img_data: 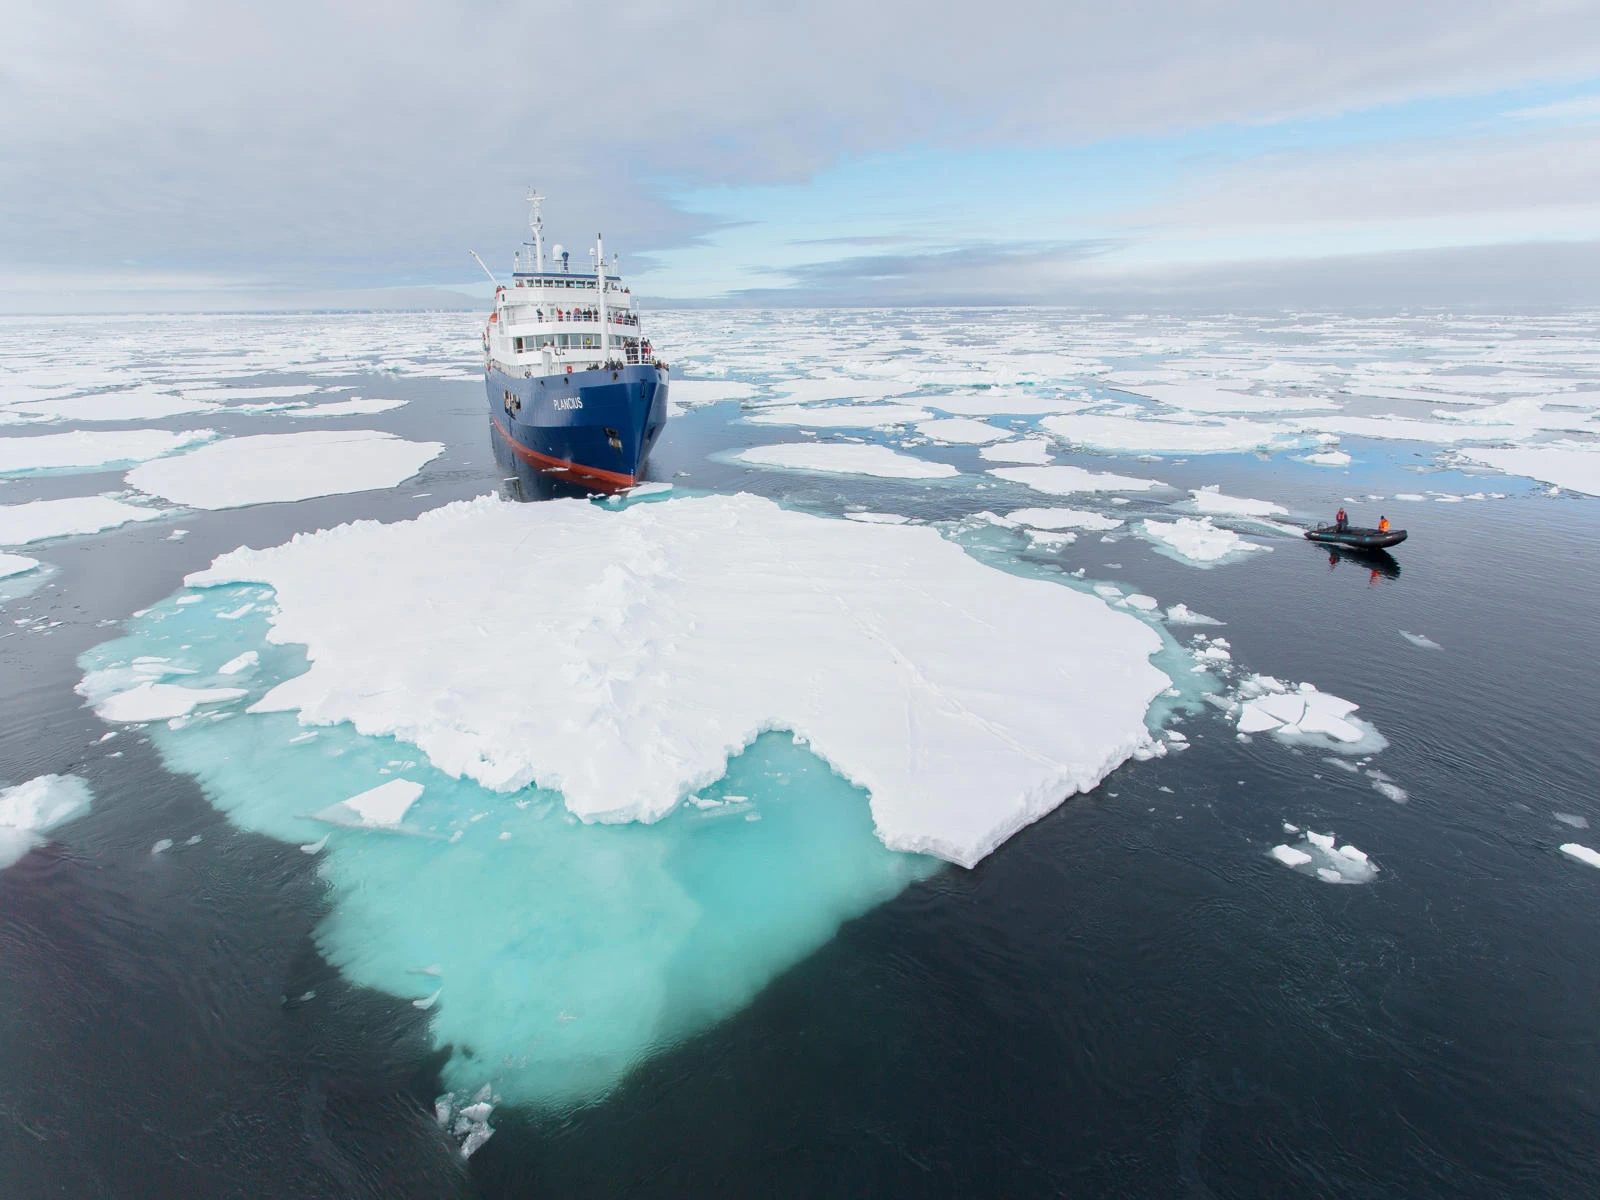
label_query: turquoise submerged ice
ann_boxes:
[78,493,1171,1105]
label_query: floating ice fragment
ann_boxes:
[316,779,424,829]
[1554,813,1590,829]
[1296,450,1351,467]
[843,511,910,524]
[91,682,247,723]
[1164,604,1222,626]
[151,838,173,855]
[1188,486,1288,518]
[1399,631,1442,650]
[1007,507,1122,531]
[1271,844,1312,867]
[300,834,330,854]
[414,988,442,1010]
[0,774,93,869]
[1371,780,1408,803]
[988,464,1161,495]
[1560,844,1600,869]
[126,430,443,509]
[1141,517,1266,567]
[217,651,259,674]
[731,442,957,479]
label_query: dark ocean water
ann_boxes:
[3,324,1599,1197]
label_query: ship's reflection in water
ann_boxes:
[1319,542,1402,583]
[490,420,644,503]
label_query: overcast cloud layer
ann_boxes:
[5,1,1600,308]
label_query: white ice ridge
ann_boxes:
[1141,517,1267,567]
[988,465,1162,495]
[189,493,1170,867]
[1188,486,1288,518]
[0,495,166,545]
[0,774,93,870]
[0,429,215,475]
[744,404,933,428]
[730,443,958,480]
[125,430,444,509]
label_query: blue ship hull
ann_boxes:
[486,363,668,489]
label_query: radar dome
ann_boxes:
[552,244,566,260]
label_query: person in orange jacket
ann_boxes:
[1378,515,1390,533]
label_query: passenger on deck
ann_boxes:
[1335,507,1348,532]
[1378,516,1390,532]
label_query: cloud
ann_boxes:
[4,0,1600,295]
[712,239,1600,310]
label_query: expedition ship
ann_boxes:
[480,190,668,489]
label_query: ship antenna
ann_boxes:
[526,187,545,274]
[468,250,500,287]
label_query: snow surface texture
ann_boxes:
[85,494,1171,1107]
[731,443,959,479]
[0,496,165,545]
[190,493,1169,866]
[1141,517,1267,567]
[125,430,443,509]
[0,774,92,870]
[0,429,214,475]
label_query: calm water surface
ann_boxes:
[1,312,1597,1197]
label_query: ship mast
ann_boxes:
[527,188,545,274]
[596,233,608,362]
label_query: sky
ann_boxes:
[4,0,1600,311]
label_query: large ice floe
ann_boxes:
[1454,443,1600,497]
[0,495,166,545]
[730,442,958,479]
[82,492,1170,1105]
[0,774,92,870]
[743,403,933,428]
[988,464,1162,495]
[1039,412,1304,455]
[0,428,214,475]
[124,430,443,509]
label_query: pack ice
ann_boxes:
[189,493,1168,867]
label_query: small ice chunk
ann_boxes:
[414,988,442,1010]
[1399,631,1442,650]
[1372,780,1408,803]
[1164,603,1223,625]
[1316,867,1344,883]
[217,651,259,674]
[1554,813,1590,829]
[93,682,247,723]
[1123,594,1159,611]
[316,779,424,829]
[1305,830,1335,851]
[1271,844,1313,867]
[151,838,174,854]
[1560,843,1600,869]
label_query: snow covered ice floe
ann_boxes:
[1454,443,1600,497]
[125,430,443,509]
[1140,517,1267,567]
[0,428,215,475]
[0,774,92,870]
[85,492,1172,1106]
[730,443,958,479]
[1007,507,1123,531]
[1270,829,1378,884]
[0,552,39,579]
[1296,449,1351,467]
[0,495,166,545]
[743,403,932,429]
[1164,604,1222,626]
[1188,485,1287,519]
[1228,675,1384,753]
[915,417,1010,444]
[988,464,1162,496]
[1039,412,1304,455]
[188,493,1168,865]
[89,682,248,723]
